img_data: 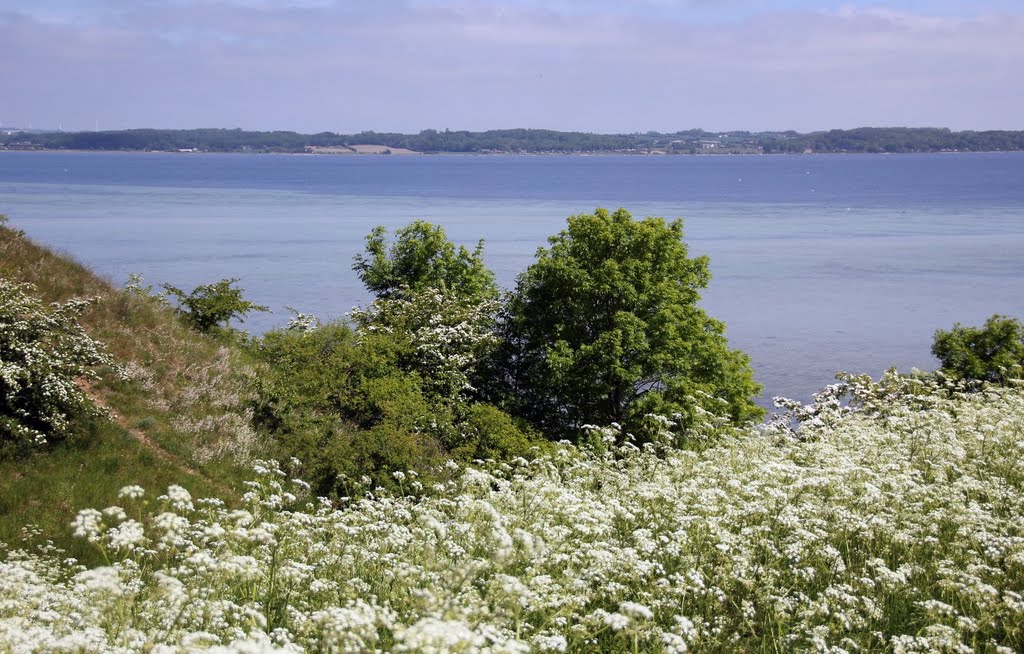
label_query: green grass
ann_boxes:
[0,419,227,566]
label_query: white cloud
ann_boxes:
[2,1,1022,132]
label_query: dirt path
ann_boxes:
[79,379,235,497]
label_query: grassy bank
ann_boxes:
[0,221,260,562]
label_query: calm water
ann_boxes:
[3,151,1023,405]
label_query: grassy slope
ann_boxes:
[0,222,263,562]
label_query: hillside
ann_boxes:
[2,216,1024,652]
[0,219,261,562]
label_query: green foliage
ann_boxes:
[932,314,1024,384]
[495,207,763,442]
[353,221,497,302]
[251,309,539,494]
[448,402,545,461]
[249,323,343,493]
[162,278,268,333]
[0,279,116,457]
[351,286,500,405]
[249,322,359,435]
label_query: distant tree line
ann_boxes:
[759,127,1024,154]
[4,126,1024,154]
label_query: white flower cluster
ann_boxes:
[352,287,500,403]
[282,306,321,333]
[1,278,119,452]
[2,378,1024,652]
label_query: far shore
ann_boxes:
[2,147,1021,157]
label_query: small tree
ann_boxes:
[162,278,268,333]
[932,314,1024,384]
[1,279,116,457]
[333,221,538,472]
[494,207,763,442]
[352,221,497,302]
[352,221,502,404]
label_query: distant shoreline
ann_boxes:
[4,126,1023,156]
[2,147,1022,157]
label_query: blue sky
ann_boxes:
[3,0,1023,133]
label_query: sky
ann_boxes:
[2,0,1023,134]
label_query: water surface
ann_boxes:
[3,151,1022,404]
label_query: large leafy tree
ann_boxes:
[494,208,763,442]
[932,314,1024,384]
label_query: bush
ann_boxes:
[932,314,1024,384]
[251,317,540,493]
[449,402,545,461]
[162,278,268,333]
[351,286,499,406]
[0,279,116,457]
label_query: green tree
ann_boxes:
[348,222,538,461]
[162,278,268,333]
[352,221,501,407]
[932,314,1024,384]
[249,222,538,493]
[494,208,763,442]
[352,221,497,301]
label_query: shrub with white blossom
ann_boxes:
[351,287,500,405]
[0,278,117,456]
[2,372,1024,652]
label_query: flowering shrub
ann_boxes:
[3,375,1024,652]
[253,291,540,494]
[0,279,117,456]
[351,287,500,405]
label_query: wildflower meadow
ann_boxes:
[2,372,1022,653]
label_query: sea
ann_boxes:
[2,150,1023,406]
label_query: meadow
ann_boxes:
[3,371,1024,652]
